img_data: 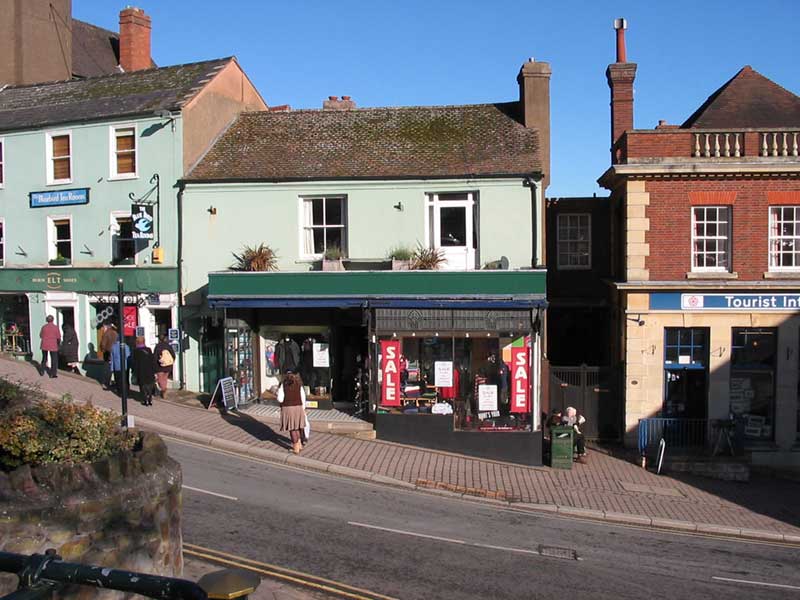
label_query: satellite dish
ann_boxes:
[500,256,510,270]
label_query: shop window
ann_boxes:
[768,206,800,270]
[663,328,708,420]
[0,138,4,187]
[111,214,136,265]
[730,328,777,441]
[378,334,532,432]
[301,196,347,257]
[110,125,137,179]
[46,131,72,184]
[557,213,591,269]
[692,206,730,271]
[664,327,707,366]
[0,220,4,267]
[48,217,72,265]
[260,330,332,407]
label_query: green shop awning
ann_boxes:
[208,270,546,309]
[0,268,178,294]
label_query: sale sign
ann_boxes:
[380,340,401,406]
[123,305,138,337]
[510,346,530,413]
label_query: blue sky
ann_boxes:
[75,0,799,197]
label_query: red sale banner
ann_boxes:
[380,340,401,406]
[123,305,138,337]
[510,346,530,413]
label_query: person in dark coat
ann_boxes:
[60,323,80,374]
[132,336,156,406]
[154,334,176,399]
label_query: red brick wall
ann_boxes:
[645,179,800,280]
[624,131,760,160]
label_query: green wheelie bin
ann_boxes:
[550,425,574,469]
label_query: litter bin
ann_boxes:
[550,425,574,469]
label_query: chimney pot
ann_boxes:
[342,95,351,100]
[614,17,628,63]
[329,96,338,101]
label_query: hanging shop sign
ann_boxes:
[123,305,138,336]
[131,204,155,240]
[511,346,530,413]
[650,292,800,311]
[30,188,90,208]
[380,340,401,406]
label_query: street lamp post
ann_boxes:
[117,278,128,425]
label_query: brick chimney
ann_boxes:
[517,58,551,190]
[323,95,357,110]
[606,18,637,161]
[119,7,152,72]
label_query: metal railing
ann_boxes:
[0,549,207,600]
[638,418,707,456]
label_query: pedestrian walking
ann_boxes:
[563,406,587,460]
[132,336,156,406]
[60,323,81,374]
[110,337,131,395]
[154,334,175,399]
[99,322,119,389]
[277,370,307,454]
[38,315,61,378]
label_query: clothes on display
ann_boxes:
[275,337,301,373]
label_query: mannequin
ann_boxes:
[275,335,301,373]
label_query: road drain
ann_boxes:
[538,545,579,560]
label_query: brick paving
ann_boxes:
[2,356,799,537]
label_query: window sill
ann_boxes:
[46,179,73,187]
[763,271,800,279]
[686,271,738,280]
[108,174,138,182]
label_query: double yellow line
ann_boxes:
[183,543,398,600]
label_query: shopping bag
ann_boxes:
[303,412,311,441]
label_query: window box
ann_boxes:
[322,258,345,272]
[48,257,70,266]
[392,259,412,271]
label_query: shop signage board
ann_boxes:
[651,292,800,311]
[208,376,236,411]
[511,346,530,413]
[434,361,453,387]
[380,340,401,406]
[131,204,155,240]
[478,384,498,411]
[0,268,178,293]
[30,188,89,208]
[313,343,330,367]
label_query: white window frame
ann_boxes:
[768,205,800,271]
[47,215,73,265]
[691,206,731,272]
[298,196,348,259]
[423,192,477,271]
[0,218,5,267]
[0,137,5,189]
[110,211,137,266]
[108,124,138,180]
[556,213,592,270]
[45,130,73,185]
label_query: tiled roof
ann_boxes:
[71,19,121,78]
[187,103,540,181]
[0,57,232,132]
[682,66,800,129]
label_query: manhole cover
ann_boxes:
[538,545,579,560]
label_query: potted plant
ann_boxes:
[387,245,413,270]
[410,243,446,270]
[322,246,345,271]
[48,253,70,266]
[230,243,279,271]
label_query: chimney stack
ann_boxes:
[119,7,152,72]
[517,58,551,190]
[606,18,636,161]
[323,96,357,110]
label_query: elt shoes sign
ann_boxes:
[131,204,154,240]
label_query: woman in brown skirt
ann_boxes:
[277,370,307,454]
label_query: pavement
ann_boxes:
[2,355,799,545]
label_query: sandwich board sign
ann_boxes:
[209,376,236,411]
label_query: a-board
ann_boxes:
[208,376,236,411]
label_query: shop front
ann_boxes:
[624,289,800,466]
[207,270,546,465]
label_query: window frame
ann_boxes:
[556,212,592,270]
[691,206,731,272]
[0,137,4,189]
[0,218,4,267]
[768,205,800,271]
[45,130,73,185]
[108,124,138,180]
[110,211,137,266]
[47,215,73,265]
[298,195,348,259]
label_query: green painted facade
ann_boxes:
[0,268,178,293]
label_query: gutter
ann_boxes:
[178,172,543,185]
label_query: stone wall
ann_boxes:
[0,432,182,598]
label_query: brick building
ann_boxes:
[599,20,800,466]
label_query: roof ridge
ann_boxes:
[0,56,234,92]
[239,101,518,116]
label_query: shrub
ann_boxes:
[387,245,413,261]
[410,244,446,270]
[230,244,279,272]
[0,394,137,471]
[323,246,344,261]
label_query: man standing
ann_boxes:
[39,315,61,378]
